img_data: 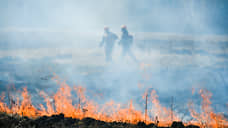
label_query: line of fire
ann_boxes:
[0,73,227,127]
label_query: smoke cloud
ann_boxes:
[0,0,228,118]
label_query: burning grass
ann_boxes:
[0,75,227,128]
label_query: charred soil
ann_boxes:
[0,113,200,128]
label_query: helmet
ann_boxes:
[121,25,127,30]
[104,26,109,31]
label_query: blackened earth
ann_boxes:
[0,113,199,128]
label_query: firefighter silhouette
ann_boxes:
[100,27,118,62]
[118,25,137,62]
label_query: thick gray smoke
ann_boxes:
[0,0,228,118]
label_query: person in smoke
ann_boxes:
[100,27,118,62]
[118,25,137,62]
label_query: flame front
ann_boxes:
[0,77,227,127]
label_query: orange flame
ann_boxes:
[188,89,228,128]
[0,78,227,127]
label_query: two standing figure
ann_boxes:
[100,26,137,62]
